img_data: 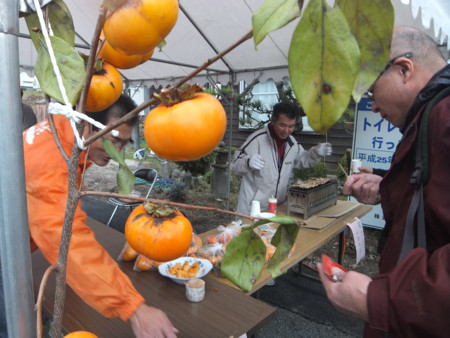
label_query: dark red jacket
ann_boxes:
[365,65,450,337]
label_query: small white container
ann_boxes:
[351,159,362,175]
[185,279,205,302]
[250,200,261,218]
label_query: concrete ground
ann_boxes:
[81,196,365,338]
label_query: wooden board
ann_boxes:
[318,200,361,218]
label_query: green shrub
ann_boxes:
[175,152,216,176]
[293,162,328,181]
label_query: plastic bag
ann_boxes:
[133,254,154,271]
[186,233,202,256]
[133,254,163,272]
[206,221,242,245]
[117,241,139,262]
[195,242,225,266]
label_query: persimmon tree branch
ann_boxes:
[50,6,107,338]
[78,4,107,115]
[51,139,83,338]
[79,190,256,220]
[48,114,69,162]
[83,29,254,147]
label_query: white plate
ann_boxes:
[158,257,213,284]
[259,212,276,219]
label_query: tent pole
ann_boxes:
[0,1,36,337]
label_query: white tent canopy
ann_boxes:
[18,0,449,88]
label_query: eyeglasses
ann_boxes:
[366,52,413,100]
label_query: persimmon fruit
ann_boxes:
[125,203,193,262]
[86,62,123,112]
[64,332,98,338]
[98,38,154,69]
[144,92,227,161]
[104,0,179,55]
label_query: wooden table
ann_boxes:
[201,201,372,294]
[32,217,276,337]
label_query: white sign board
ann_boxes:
[351,98,402,229]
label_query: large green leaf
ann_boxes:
[102,138,135,195]
[34,35,85,106]
[288,0,360,134]
[336,0,394,102]
[221,229,266,292]
[25,0,75,50]
[267,223,300,276]
[252,0,303,46]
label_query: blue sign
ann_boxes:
[351,98,402,229]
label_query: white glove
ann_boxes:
[312,143,332,156]
[248,154,265,170]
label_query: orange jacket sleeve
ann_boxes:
[24,117,144,321]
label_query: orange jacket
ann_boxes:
[23,115,144,321]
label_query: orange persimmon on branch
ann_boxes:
[103,0,179,55]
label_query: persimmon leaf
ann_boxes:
[25,0,75,50]
[252,0,303,46]
[221,230,266,292]
[267,223,300,277]
[102,138,135,195]
[117,164,135,196]
[288,0,360,134]
[336,0,394,102]
[34,35,85,105]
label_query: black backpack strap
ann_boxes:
[398,86,450,263]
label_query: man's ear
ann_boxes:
[82,122,95,139]
[399,59,414,83]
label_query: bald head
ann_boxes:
[391,26,447,72]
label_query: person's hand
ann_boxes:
[312,143,332,156]
[317,262,371,321]
[358,166,373,174]
[129,304,178,338]
[248,154,265,170]
[343,173,382,205]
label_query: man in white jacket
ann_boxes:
[231,102,332,216]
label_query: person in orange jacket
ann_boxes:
[17,95,178,338]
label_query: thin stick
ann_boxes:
[338,162,349,178]
[36,264,57,338]
[80,190,257,220]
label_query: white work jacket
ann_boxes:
[231,125,322,215]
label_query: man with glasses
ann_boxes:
[231,101,332,216]
[318,26,450,337]
[0,95,178,338]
